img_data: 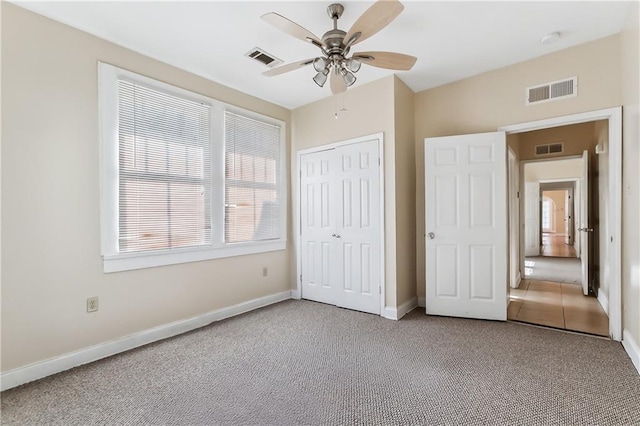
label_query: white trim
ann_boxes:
[499,107,622,341]
[418,297,426,308]
[383,297,418,320]
[104,241,286,273]
[597,290,609,316]
[622,330,640,375]
[0,291,292,391]
[294,133,386,317]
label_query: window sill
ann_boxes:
[103,240,287,273]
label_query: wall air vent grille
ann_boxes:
[526,76,577,105]
[535,142,564,156]
[245,47,282,68]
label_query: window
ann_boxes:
[99,63,286,272]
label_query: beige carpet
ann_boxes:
[525,256,582,284]
[2,300,639,425]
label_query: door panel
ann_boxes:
[334,140,381,314]
[300,149,337,306]
[425,132,507,321]
[300,138,381,315]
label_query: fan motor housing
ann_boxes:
[322,29,347,55]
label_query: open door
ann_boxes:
[579,150,591,295]
[425,132,507,321]
[524,182,540,256]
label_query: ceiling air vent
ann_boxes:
[526,76,577,106]
[245,47,282,68]
[535,142,564,156]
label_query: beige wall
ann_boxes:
[415,34,622,302]
[620,1,640,347]
[393,77,417,306]
[524,158,583,182]
[1,4,291,372]
[292,76,398,307]
[517,122,595,161]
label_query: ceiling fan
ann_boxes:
[261,0,417,95]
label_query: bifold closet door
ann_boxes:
[300,139,381,315]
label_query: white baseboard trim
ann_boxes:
[291,289,301,299]
[418,297,426,308]
[383,297,418,320]
[597,290,609,315]
[622,330,640,376]
[1,290,292,391]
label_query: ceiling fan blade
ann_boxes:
[262,58,316,77]
[343,0,404,47]
[330,69,346,95]
[353,51,417,70]
[261,13,324,48]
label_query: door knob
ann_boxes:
[427,232,435,240]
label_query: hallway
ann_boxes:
[508,279,609,337]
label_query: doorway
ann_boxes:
[512,155,607,336]
[501,109,621,339]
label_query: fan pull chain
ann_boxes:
[334,93,348,120]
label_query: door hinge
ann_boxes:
[379,287,382,294]
[300,274,303,283]
[378,158,381,166]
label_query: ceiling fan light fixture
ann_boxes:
[313,68,330,87]
[340,68,357,87]
[313,57,330,72]
[345,58,361,73]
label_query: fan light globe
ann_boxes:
[340,68,357,86]
[313,69,330,87]
[313,57,330,72]
[345,58,361,73]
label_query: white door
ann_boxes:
[524,182,541,257]
[580,150,590,295]
[425,132,507,321]
[300,148,337,306]
[508,148,520,288]
[300,139,381,315]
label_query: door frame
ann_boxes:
[499,107,622,341]
[538,180,576,249]
[508,147,520,288]
[293,133,386,316]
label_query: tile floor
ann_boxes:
[541,233,577,258]
[508,279,609,337]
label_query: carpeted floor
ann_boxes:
[2,300,639,425]
[525,256,582,284]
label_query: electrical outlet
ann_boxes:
[262,267,268,277]
[87,297,99,313]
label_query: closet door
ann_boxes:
[300,148,339,306]
[299,138,381,315]
[334,140,381,314]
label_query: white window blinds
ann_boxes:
[224,111,281,243]
[117,80,211,253]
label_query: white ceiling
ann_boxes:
[14,1,632,109]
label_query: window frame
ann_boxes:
[99,63,286,273]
